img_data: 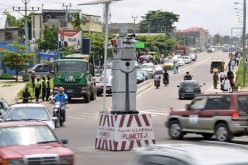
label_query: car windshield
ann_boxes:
[0,125,57,147]
[56,61,87,73]
[4,107,50,121]
[181,82,198,87]
[99,77,111,83]
[155,65,162,69]
[141,65,153,69]
[163,59,174,63]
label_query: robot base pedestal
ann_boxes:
[95,113,156,151]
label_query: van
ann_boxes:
[141,63,155,78]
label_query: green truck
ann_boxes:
[53,54,97,103]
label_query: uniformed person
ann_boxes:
[34,77,41,102]
[46,76,51,101]
[41,77,46,101]
[213,71,219,89]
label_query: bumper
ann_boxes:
[97,87,112,94]
[229,122,248,134]
[179,92,199,98]
[54,86,88,97]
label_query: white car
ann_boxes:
[0,104,56,130]
[128,143,248,165]
[177,58,185,66]
[154,65,163,74]
[141,63,155,78]
[181,56,192,64]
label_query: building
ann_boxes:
[175,27,209,48]
[0,15,24,42]
[31,12,43,40]
[82,14,102,33]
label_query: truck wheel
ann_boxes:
[90,88,97,100]
[85,93,90,103]
[215,123,232,142]
[168,120,184,140]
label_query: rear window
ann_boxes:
[238,96,248,112]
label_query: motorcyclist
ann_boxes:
[53,87,68,121]
[153,73,161,86]
[163,70,169,84]
[184,71,192,80]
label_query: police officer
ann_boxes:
[34,77,41,102]
[41,77,46,101]
[46,76,51,101]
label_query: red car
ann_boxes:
[0,121,75,164]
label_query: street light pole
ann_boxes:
[242,0,246,86]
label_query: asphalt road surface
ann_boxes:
[42,51,245,165]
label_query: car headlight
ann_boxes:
[59,155,74,164]
[5,159,24,165]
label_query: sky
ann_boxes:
[0,0,244,36]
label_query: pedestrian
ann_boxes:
[34,77,41,102]
[22,87,31,103]
[219,71,225,90]
[222,76,231,92]
[46,76,51,101]
[41,77,46,101]
[30,71,36,92]
[213,72,219,89]
[227,69,235,88]
[236,56,240,66]
[231,59,235,70]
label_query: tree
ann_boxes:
[213,33,223,45]
[71,13,85,30]
[37,25,58,50]
[3,11,23,27]
[139,10,179,34]
[135,35,177,55]
[0,41,35,81]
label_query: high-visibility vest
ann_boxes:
[34,81,41,88]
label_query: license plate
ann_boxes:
[186,90,193,92]
[67,90,73,93]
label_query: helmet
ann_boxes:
[186,71,189,74]
[58,87,64,94]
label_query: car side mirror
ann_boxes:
[185,104,190,110]
[60,139,68,144]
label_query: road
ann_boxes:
[43,51,242,165]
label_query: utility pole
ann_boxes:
[62,3,71,29]
[13,0,39,49]
[131,16,138,33]
[242,0,246,86]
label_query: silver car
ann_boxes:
[128,143,248,165]
[0,104,56,130]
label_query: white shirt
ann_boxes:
[219,72,225,78]
[154,75,160,80]
[222,79,231,90]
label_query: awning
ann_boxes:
[37,51,57,59]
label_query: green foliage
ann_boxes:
[0,73,15,80]
[136,35,177,55]
[71,12,85,30]
[235,58,248,87]
[37,25,59,50]
[139,10,179,33]
[0,41,35,81]
[3,11,23,27]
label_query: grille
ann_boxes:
[25,155,59,165]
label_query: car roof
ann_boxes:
[0,121,48,128]
[137,144,248,164]
[10,103,47,108]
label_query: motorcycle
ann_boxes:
[163,77,169,86]
[53,102,66,128]
[154,79,160,89]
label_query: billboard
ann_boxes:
[58,30,82,51]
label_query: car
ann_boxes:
[189,53,197,61]
[0,121,75,164]
[163,58,174,70]
[139,69,149,80]
[0,98,10,118]
[96,76,112,96]
[154,65,163,74]
[177,58,185,66]
[95,66,102,76]
[101,68,112,77]
[177,80,204,99]
[181,55,192,64]
[166,92,248,142]
[1,103,56,130]
[128,143,248,165]
[141,63,155,78]
[27,64,53,76]
[136,71,145,84]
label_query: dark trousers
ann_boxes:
[46,88,50,101]
[42,88,46,101]
[35,88,40,102]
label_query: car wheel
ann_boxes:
[202,133,213,139]
[178,96,181,100]
[168,120,184,140]
[215,123,232,142]
[84,93,91,103]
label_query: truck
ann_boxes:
[53,54,97,103]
